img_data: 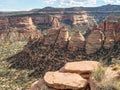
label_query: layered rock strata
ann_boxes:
[0,16,61,44]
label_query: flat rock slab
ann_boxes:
[60,61,100,75]
[44,71,87,89]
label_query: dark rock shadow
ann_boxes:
[6,40,120,77]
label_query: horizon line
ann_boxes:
[0,4,119,12]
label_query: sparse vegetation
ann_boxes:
[93,62,120,90]
[112,65,120,71]
[92,65,105,82]
[96,80,120,90]
[0,41,27,60]
[0,41,38,90]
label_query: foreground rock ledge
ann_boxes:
[60,61,99,75]
[44,71,88,90]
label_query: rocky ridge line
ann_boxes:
[7,17,120,77]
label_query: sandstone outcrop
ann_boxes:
[72,13,89,25]
[104,31,115,49]
[44,71,88,90]
[44,28,60,45]
[29,61,100,90]
[0,12,95,44]
[51,17,60,29]
[99,18,120,48]
[0,17,40,44]
[32,16,60,30]
[60,61,99,79]
[100,18,120,42]
[86,30,104,54]
[0,17,9,30]
[32,16,53,30]
[62,11,96,29]
[44,26,69,48]
[9,17,35,29]
[55,26,69,47]
[68,31,85,51]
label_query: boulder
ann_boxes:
[60,61,100,79]
[86,30,104,54]
[68,31,85,51]
[44,71,88,90]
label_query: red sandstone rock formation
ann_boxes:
[32,16,60,30]
[99,19,120,48]
[104,31,115,49]
[100,20,120,42]
[44,26,69,48]
[60,61,99,79]
[0,17,9,30]
[68,31,85,51]
[0,17,40,44]
[51,17,60,29]
[86,30,104,54]
[62,11,96,28]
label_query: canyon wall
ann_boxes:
[0,11,96,44]
[0,17,41,44]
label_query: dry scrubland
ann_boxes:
[0,41,120,90]
[0,42,39,90]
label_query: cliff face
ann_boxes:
[99,17,120,48]
[32,16,53,30]
[1,4,120,23]
[61,11,96,31]
[0,17,40,44]
[0,12,96,44]
[30,12,96,31]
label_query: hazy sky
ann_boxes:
[0,0,120,11]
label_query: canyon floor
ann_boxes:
[0,42,38,90]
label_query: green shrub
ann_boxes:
[93,62,120,90]
[96,80,120,90]
[112,65,120,71]
[93,65,105,82]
